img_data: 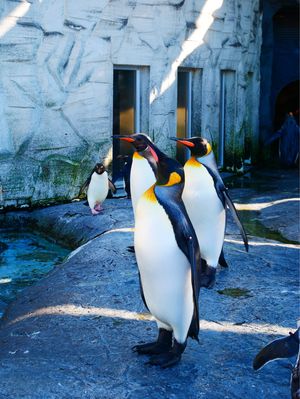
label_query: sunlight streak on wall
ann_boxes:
[151,0,224,103]
[103,146,113,169]
[0,1,31,38]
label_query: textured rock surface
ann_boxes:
[0,170,299,398]
[0,0,261,207]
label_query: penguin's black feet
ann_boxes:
[127,245,135,253]
[147,340,187,368]
[132,328,172,355]
[199,265,216,289]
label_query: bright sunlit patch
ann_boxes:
[103,227,134,234]
[103,146,113,169]
[67,227,134,260]
[8,304,294,336]
[225,237,299,249]
[8,304,155,325]
[0,278,12,284]
[234,198,300,211]
[153,0,224,101]
[0,1,31,38]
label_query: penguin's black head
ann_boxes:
[113,133,153,152]
[94,163,106,175]
[113,133,159,173]
[170,136,212,157]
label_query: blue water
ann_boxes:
[0,229,69,318]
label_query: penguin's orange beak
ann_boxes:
[170,137,195,147]
[176,139,195,147]
[120,137,135,143]
[112,135,135,143]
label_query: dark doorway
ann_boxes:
[272,7,299,129]
[274,80,299,131]
[259,2,299,163]
[176,70,191,165]
[113,69,136,179]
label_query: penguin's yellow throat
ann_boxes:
[185,156,202,168]
[133,151,144,160]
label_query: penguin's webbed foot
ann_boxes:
[199,265,216,289]
[91,208,100,215]
[94,203,103,212]
[132,341,170,355]
[127,245,135,253]
[132,328,172,355]
[146,340,186,368]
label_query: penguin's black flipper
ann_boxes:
[108,178,117,194]
[218,248,229,268]
[79,168,95,196]
[187,235,201,340]
[79,176,91,196]
[155,184,201,340]
[203,164,249,252]
[223,190,249,252]
[253,328,300,371]
[138,271,149,311]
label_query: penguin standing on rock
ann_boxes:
[171,136,248,287]
[115,134,202,368]
[80,163,116,215]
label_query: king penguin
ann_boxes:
[80,163,116,215]
[171,136,248,287]
[118,134,202,368]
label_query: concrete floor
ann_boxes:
[0,168,299,399]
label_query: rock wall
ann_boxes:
[0,0,261,208]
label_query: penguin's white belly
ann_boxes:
[183,165,225,267]
[130,156,155,218]
[87,172,109,209]
[134,196,193,341]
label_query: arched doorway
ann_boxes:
[274,81,299,131]
[259,2,299,163]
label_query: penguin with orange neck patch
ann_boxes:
[115,134,202,368]
[171,136,248,287]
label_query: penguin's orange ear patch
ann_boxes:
[164,172,182,186]
[177,140,195,148]
[206,143,212,155]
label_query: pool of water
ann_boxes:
[225,168,299,245]
[0,229,69,318]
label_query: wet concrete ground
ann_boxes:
[0,168,299,399]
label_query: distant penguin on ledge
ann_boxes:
[80,163,116,215]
